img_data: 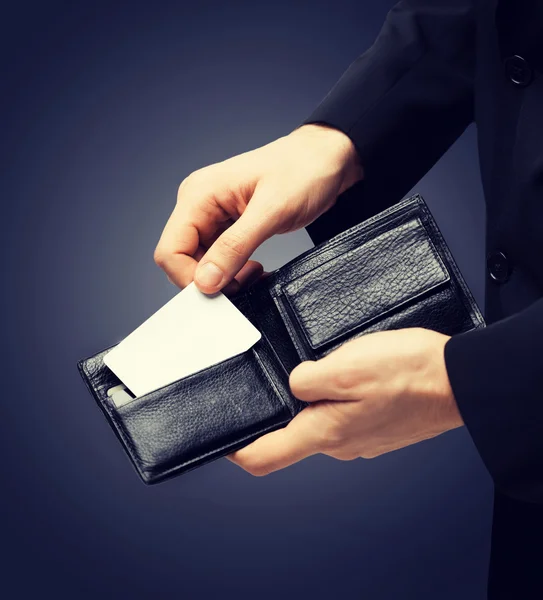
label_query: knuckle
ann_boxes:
[235,453,272,477]
[250,466,271,477]
[153,246,168,268]
[245,460,271,477]
[177,169,206,198]
[218,231,247,258]
[329,450,358,462]
[263,194,297,229]
[177,177,191,198]
[320,422,345,451]
[331,369,357,393]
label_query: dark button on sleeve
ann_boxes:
[504,55,533,87]
[487,251,512,283]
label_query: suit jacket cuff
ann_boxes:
[444,298,543,504]
[299,0,475,203]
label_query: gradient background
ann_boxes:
[2,1,491,598]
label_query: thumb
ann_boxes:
[289,360,326,402]
[290,357,354,402]
[194,199,279,293]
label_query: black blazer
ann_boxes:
[302,0,543,596]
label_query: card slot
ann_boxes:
[78,345,124,407]
[107,339,295,483]
[277,216,451,352]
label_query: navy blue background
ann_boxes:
[3,1,491,598]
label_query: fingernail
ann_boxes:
[196,262,223,288]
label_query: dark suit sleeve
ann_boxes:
[301,1,543,504]
[444,300,543,504]
[301,0,476,209]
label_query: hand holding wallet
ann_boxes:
[77,194,485,484]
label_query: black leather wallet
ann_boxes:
[77,194,485,484]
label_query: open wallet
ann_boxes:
[77,194,485,484]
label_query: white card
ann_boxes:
[103,282,261,398]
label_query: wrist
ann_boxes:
[292,123,364,193]
[414,330,464,433]
[436,340,464,431]
[440,382,464,432]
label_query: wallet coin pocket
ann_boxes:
[278,216,451,354]
[87,338,295,483]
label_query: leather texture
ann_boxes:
[77,194,485,484]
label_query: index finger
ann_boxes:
[153,203,202,288]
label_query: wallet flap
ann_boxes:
[280,215,450,350]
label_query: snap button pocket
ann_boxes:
[504,55,533,87]
[487,251,512,283]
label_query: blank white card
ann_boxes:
[103,282,261,398]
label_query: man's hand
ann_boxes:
[154,124,363,296]
[228,328,463,476]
